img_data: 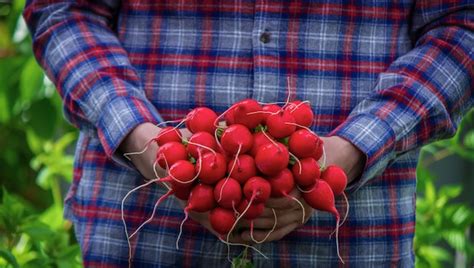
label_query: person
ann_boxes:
[24,1,473,267]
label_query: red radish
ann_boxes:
[255,142,289,176]
[250,131,274,157]
[266,109,297,138]
[302,179,344,263]
[196,152,227,184]
[161,160,196,185]
[209,207,237,235]
[288,129,323,158]
[231,99,263,129]
[237,199,265,220]
[185,107,218,134]
[173,184,193,200]
[214,178,242,209]
[155,126,182,146]
[320,165,347,196]
[292,158,321,187]
[321,165,350,232]
[224,108,235,126]
[227,154,257,184]
[267,169,295,198]
[156,141,188,169]
[187,132,218,159]
[220,124,253,154]
[261,104,281,124]
[285,101,314,128]
[267,169,306,224]
[187,183,216,212]
[177,183,216,249]
[312,138,324,160]
[243,176,271,203]
[302,180,337,215]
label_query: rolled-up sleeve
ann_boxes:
[331,1,474,192]
[23,0,164,157]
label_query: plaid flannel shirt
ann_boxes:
[24,0,473,267]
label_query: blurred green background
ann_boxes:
[0,1,473,267]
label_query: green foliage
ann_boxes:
[0,2,82,267]
[415,110,474,268]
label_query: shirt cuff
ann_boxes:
[96,96,164,169]
[329,113,397,192]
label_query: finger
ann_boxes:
[241,222,300,243]
[265,196,299,209]
[179,128,193,139]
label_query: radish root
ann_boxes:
[121,177,162,268]
[218,144,242,202]
[176,208,189,250]
[284,193,306,224]
[289,152,302,174]
[123,124,184,160]
[287,100,311,113]
[296,184,317,194]
[330,192,349,238]
[250,208,277,244]
[128,189,173,239]
[225,194,256,262]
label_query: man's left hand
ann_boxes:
[238,135,365,243]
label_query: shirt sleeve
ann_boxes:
[23,0,164,160]
[330,1,474,192]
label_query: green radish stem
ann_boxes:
[250,208,277,244]
[217,237,268,262]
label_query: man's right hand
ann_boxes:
[119,123,247,243]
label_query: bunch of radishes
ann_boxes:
[122,98,349,264]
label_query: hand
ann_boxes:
[239,189,313,243]
[321,136,366,184]
[120,124,247,243]
[119,123,192,180]
[237,136,364,243]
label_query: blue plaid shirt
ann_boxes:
[24,0,473,267]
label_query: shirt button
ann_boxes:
[259,32,271,44]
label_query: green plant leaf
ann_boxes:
[25,98,57,139]
[419,245,452,262]
[442,230,466,252]
[463,130,474,149]
[20,57,44,103]
[0,248,20,268]
[20,222,55,242]
[438,185,462,199]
